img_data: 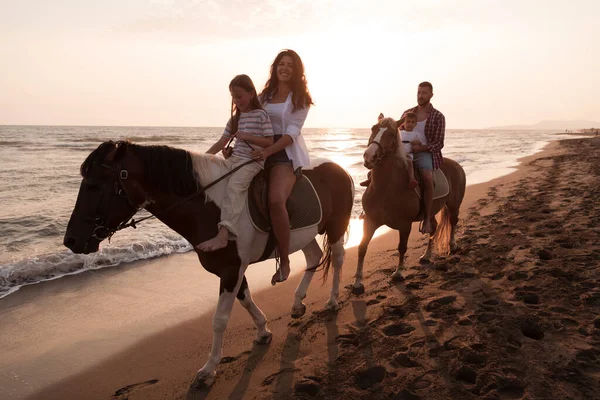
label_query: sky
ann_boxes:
[1,0,599,129]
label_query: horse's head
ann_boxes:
[63,141,143,254]
[363,117,400,169]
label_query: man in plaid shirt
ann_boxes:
[401,81,445,234]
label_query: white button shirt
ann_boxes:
[263,92,311,171]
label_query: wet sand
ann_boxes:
[2,138,599,400]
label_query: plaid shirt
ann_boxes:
[402,104,445,170]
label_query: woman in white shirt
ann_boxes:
[252,49,313,286]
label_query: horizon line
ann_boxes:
[0,123,581,131]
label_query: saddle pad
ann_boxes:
[414,169,449,200]
[247,175,322,234]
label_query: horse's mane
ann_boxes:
[378,117,398,131]
[377,117,408,168]
[82,141,200,196]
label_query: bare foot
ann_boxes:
[271,260,290,285]
[420,219,432,234]
[196,233,228,252]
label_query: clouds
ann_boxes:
[120,0,329,41]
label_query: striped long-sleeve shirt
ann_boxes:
[402,104,445,170]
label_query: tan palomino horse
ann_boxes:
[351,118,466,294]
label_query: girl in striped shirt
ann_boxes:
[197,74,274,252]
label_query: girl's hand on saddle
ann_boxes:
[410,140,422,146]
[251,148,272,162]
[221,147,233,159]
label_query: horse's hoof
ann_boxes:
[291,304,307,319]
[391,272,405,282]
[254,331,273,345]
[419,256,431,264]
[324,300,339,312]
[351,284,365,295]
[191,370,216,390]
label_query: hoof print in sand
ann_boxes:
[453,365,478,385]
[537,249,554,260]
[355,365,386,389]
[387,305,407,318]
[393,388,421,400]
[294,378,321,396]
[392,352,420,368]
[425,296,457,311]
[382,322,416,336]
[520,320,545,340]
[336,333,359,347]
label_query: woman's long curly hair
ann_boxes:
[259,49,314,112]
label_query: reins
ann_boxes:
[98,155,257,241]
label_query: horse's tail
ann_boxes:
[320,233,333,283]
[433,205,452,255]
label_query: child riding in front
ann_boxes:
[399,112,421,189]
[196,74,274,252]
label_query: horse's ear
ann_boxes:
[113,141,129,161]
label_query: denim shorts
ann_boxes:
[414,152,433,170]
[266,135,302,178]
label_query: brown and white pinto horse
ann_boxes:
[351,118,466,293]
[63,141,353,387]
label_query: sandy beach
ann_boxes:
[2,137,599,400]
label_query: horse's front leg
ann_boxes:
[392,221,412,281]
[193,265,248,388]
[292,239,322,318]
[325,236,345,311]
[351,215,379,295]
[420,216,438,263]
[236,276,272,344]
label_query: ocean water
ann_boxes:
[0,125,575,299]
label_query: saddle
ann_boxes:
[413,167,449,200]
[247,170,322,234]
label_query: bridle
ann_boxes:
[368,125,399,166]
[87,161,142,242]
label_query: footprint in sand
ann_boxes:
[507,271,528,281]
[336,333,359,348]
[294,377,321,397]
[453,365,478,385]
[386,305,407,318]
[515,291,540,305]
[520,319,545,340]
[424,296,457,311]
[392,352,420,368]
[382,322,416,337]
[393,388,422,400]
[409,377,432,390]
[459,349,487,366]
[112,379,159,399]
[354,365,387,389]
